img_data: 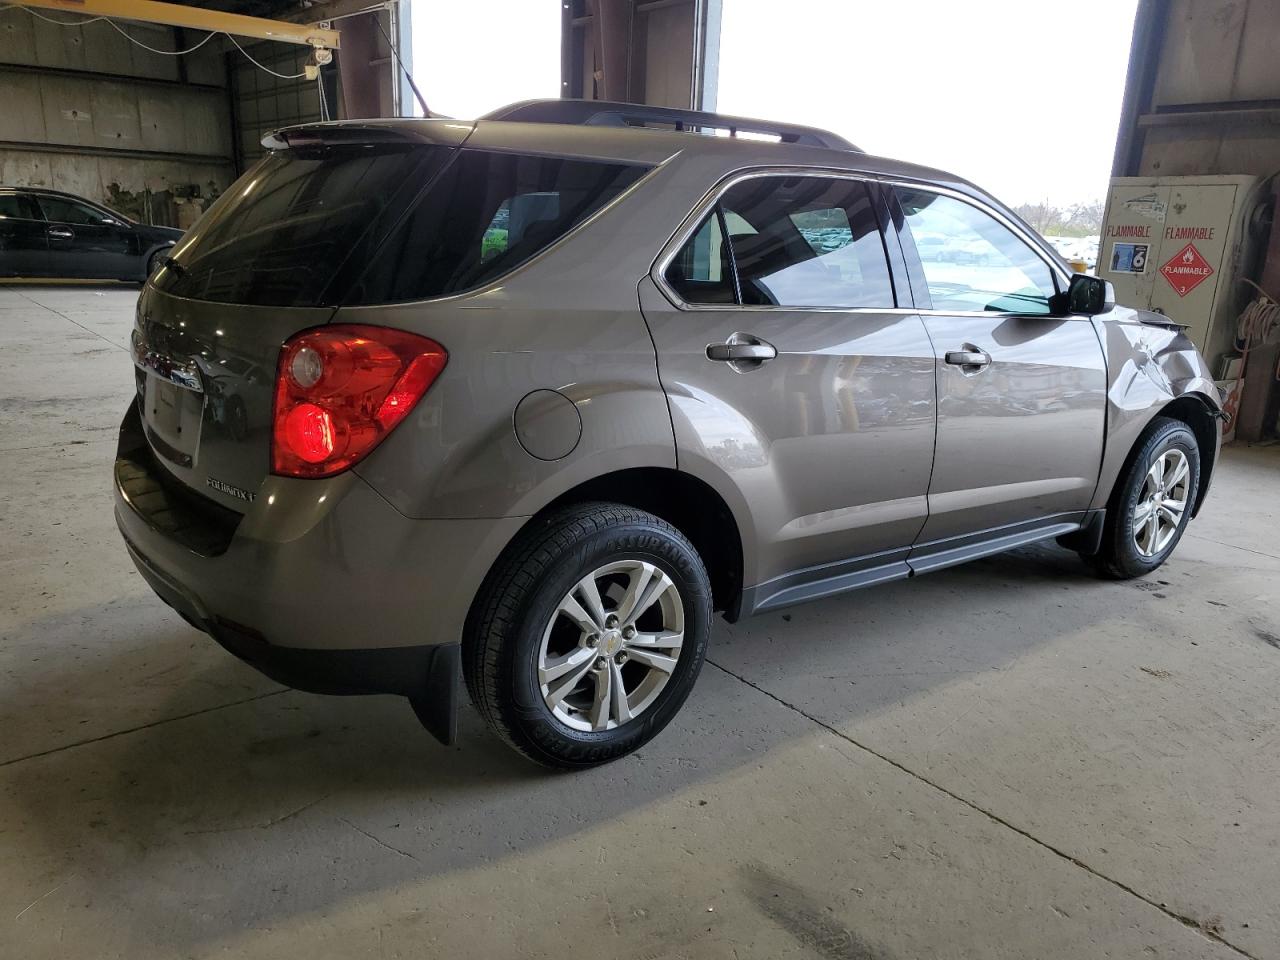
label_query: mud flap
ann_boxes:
[410,643,461,745]
[1056,509,1107,556]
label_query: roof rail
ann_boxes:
[481,99,859,152]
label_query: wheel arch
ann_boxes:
[475,466,744,624]
[141,240,176,278]
[1155,392,1220,517]
[537,467,746,620]
[1100,392,1220,520]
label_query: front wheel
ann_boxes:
[1090,416,1200,579]
[463,503,712,768]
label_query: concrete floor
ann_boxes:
[2,283,1278,960]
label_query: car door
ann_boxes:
[0,193,48,276]
[890,185,1107,559]
[33,194,136,279]
[640,172,938,611]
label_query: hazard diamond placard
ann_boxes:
[1159,242,1214,297]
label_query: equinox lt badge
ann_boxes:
[206,477,255,503]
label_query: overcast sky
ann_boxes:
[412,0,1138,208]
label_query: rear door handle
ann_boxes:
[706,339,777,363]
[944,348,991,368]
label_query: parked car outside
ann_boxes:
[114,101,1222,768]
[1045,234,1100,272]
[0,187,183,281]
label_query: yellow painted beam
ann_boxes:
[11,0,341,49]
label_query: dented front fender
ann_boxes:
[1090,306,1222,513]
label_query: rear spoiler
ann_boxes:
[262,119,474,151]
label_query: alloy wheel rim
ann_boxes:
[537,560,684,732]
[1133,448,1190,558]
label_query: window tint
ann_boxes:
[348,150,647,304]
[154,144,450,306]
[664,210,735,304]
[38,196,111,225]
[896,189,1057,314]
[718,177,894,308]
[0,195,38,219]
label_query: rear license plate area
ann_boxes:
[143,374,203,468]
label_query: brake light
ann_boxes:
[272,324,447,478]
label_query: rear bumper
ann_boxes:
[113,402,525,741]
[123,531,460,741]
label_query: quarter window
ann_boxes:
[664,209,735,304]
[896,188,1057,314]
[350,150,648,304]
[665,176,895,309]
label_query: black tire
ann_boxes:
[145,248,167,281]
[1090,416,1200,579]
[463,502,712,768]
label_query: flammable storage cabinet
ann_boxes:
[1098,175,1265,372]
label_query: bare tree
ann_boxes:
[1013,199,1065,235]
[1065,200,1104,235]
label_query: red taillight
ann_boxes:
[272,324,447,478]
[283,403,335,463]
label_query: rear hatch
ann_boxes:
[132,122,468,511]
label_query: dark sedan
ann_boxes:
[0,187,184,282]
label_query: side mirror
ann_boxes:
[1053,274,1115,316]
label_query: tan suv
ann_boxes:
[114,100,1223,767]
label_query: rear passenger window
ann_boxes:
[665,176,895,309]
[0,195,38,219]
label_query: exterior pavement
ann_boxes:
[2,283,1277,960]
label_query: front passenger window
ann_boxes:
[896,189,1057,314]
[37,197,112,226]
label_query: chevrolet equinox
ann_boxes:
[115,100,1223,767]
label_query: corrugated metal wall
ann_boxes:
[0,7,235,226]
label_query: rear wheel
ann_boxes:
[1090,417,1199,579]
[463,502,711,768]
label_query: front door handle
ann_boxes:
[47,227,74,240]
[706,338,778,363]
[944,347,991,368]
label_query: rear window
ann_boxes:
[154,145,646,307]
[345,150,648,304]
[154,143,450,307]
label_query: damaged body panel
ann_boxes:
[1090,306,1223,517]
